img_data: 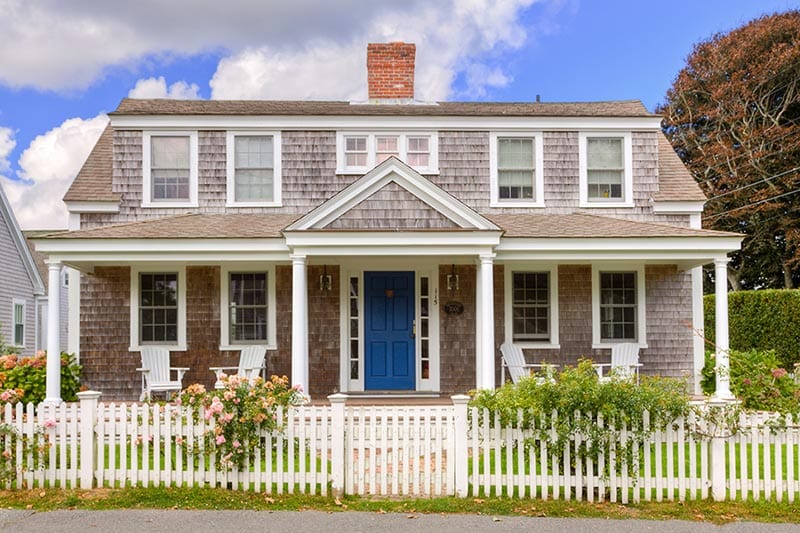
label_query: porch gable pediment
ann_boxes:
[285,157,498,231]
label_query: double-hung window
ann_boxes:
[228,273,268,343]
[220,266,276,350]
[592,265,646,347]
[139,273,179,344]
[337,132,438,174]
[131,267,186,350]
[579,132,633,207]
[12,299,25,347]
[490,132,544,207]
[142,131,198,207]
[512,272,550,341]
[504,266,559,347]
[226,132,281,206]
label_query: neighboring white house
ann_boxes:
[0,182,45,354]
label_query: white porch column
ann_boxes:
[44,260,63,404]
[713,258,734,401]
[478,254,496,389]
[291,254,309,396]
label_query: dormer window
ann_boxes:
[142,131,198,208]
[579,132,633,207]
[489,132,544,207]
[336,132,438,174]
[226,131,282,207]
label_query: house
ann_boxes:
[0,182,45,354]
[33,43,742,402]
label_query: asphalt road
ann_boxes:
[1,510,798,533]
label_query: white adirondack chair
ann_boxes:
[137,347,189,401]
[500,342,557,385]
[210,345,267,389]
[593,342,642,383]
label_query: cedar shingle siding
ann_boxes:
[61,97,717,399]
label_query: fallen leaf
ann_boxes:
[377,509,386,514]
[334,498,343,506]
[264,497,275,504]
[26,504,32,510]
[473,498,485,504]
[407,515,418,519]
[492,517,502,522]
[38,491,46,498]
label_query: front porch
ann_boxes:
[34,254,737,402]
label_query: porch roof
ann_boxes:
[487,213,740,239]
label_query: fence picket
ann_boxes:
[6,398,800,503]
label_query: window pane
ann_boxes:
[151,136,189,169]
[345,136,366,152]
[498,138,534,168]
[587,138,623,169]
[376,136,398,153]
[235,136,273,169]
[345,153,367,167]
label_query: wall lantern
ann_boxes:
[447,264,459,293]
[319,265,332,293]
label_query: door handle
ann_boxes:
[411,320,416,339]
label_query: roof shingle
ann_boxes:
[486,213,738,238]
[63,125,118,202]
[654,134,707,202]
[111,98,656,117]
[37,212,738,240]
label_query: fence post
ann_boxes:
[707,400,728,502]
[452,394,470,498]
[328,393,347,498]
[77,390,101,489]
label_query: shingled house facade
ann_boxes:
[34,43,741,401]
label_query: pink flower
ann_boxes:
[771,368,788,379]
[232,440,241,449]
[43,418,56,429]
[742,378,752,385]
[216,435,226,445]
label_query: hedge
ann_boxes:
[704,289,800,369]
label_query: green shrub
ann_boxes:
[705,289,800,368]
[701,349,800,414]
[0,352,82,404]
[471,360,691,478]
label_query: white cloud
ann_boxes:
[0,128,15,174]
[128,77,201,99]
[1,115,108,230]
[0,0,422,90]
[0,0,545,97]
[211,0,538,101]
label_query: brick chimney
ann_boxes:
[367,42,416,101]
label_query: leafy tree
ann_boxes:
[658,11,800,289]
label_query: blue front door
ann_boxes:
[364,271,415,390]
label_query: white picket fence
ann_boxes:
[2,392,800,501]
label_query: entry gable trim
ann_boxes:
[285,157,499,231]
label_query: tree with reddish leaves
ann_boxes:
[659,11,800,290]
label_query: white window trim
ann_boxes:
[503,264,559,349]
[219,264,277,351]
[336,131,439,174]
[579,131,634,208]
[591,264,647,349]
[225,131,282,207]
[129,266,187,351]
[12,298,26,348]
[142,131,199,208]
[490,132,545,208]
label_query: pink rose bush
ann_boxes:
[177,374,304,470]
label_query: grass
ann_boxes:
[0,487,799,524]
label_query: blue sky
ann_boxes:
[0,0,797,229]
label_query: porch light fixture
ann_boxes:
[320,265,332,293]
[447,264,459,293]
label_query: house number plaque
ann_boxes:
[444,301,464,315]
